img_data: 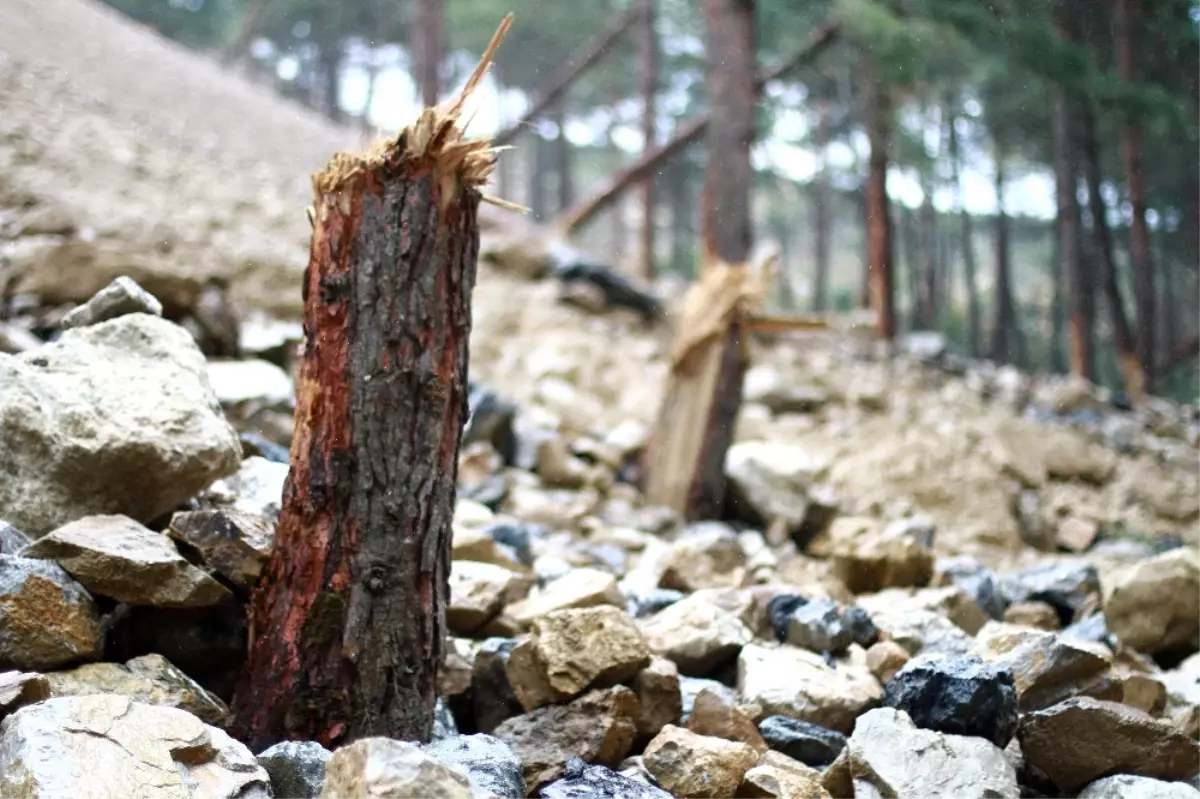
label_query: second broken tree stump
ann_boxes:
[231,17,513,751]
[640,260,765,520]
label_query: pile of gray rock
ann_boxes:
[0,275,1196,798]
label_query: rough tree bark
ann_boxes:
[637,0,659,281]
[948,113,981,356]
[231,18,510,752]
[640,0,756,521]
[862,53,895,339]
[1051,2,1095,380]
[812,101,832,312]
[555,24,838,235]
[1114,0,1156,384]
[1080,102,1146,402]
[991,146,1025,366]
[413,0,445,107]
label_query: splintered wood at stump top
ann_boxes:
[231,15,512,751]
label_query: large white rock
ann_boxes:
[847,708,1019,798]
[737,643,882,734]
[0,695,271,798]
[320,737,473,798]
[724,441,825,529]
[0,314,242,536]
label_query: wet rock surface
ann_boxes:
[537,757,671,799]
[758,716,847,767]
[642,725,759,799]
[0,554,102,671]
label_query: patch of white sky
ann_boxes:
[261,32,1056,221]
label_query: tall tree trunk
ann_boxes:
[699,0,754,263]
[319,43,342,124]
[862,54,895,339]
[530,133,549,221]
[637,0,659,281]
[948,114,981,356]
[916,104,938,330]
[1080,102,1146,401]
[413,0,445,106]
[233,92,495,750]
[1114,0,1156,385]
[812,102,832,312]
[991,146,1024,366]
[900,206,920,328]
[667,154,693,276]
[641,0,755,521]
[552,103,573,213]
[1049,12,1093,379]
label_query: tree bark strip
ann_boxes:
[1114,0,1156,384]
[640,0,756,521]
[862,53,895,339]
[555,23,838,235]
[1080,102,1146,402]
[492,7,641,148]
[231,22,508,747]
[636,0,659,281]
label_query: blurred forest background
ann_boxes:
[100,0,1199,402]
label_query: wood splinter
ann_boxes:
[231,13,515,751]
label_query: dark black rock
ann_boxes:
[843,606,880,648]
[786,596,853,654]
[624,587,685,619]
[537,758,671,799]
[883,656,1018,748]
[1001,562,1101,627]
[938,557,1007,620]
[103,600,246,701]
[758,716,847,767]
[460,475,510,511]
[433,696,459,742]
[425,733,525,799]
[0,522,31,555]
[238,432,290,463]
[485,522,539,567]
[767,594,808,642]
[256,740,331,799]
[472,638,525,734]
[464,383,518,466]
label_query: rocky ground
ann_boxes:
[1,1,1199,797]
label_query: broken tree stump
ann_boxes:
[639,0,759,522]
[640,260,765,519]
[231,16,513,751]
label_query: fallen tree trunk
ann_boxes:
[231,17,512,752]
[556,23,838,236]
[492,6,641,148]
